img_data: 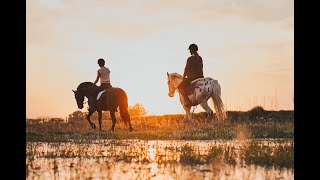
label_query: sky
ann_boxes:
[26,0,294,119]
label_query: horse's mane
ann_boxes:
[77,82,95,90]
[169,72,183,79]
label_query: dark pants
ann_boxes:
[98,83,112,92]
[177,79,190,91]
[178,76,204,106]
[95,83,112,97]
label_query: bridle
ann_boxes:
[167,79,178,95]
[75,90,88,106]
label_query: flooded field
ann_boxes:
[26,139,294,179]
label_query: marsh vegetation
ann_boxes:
[26,107,294,179]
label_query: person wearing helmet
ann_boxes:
[177,43,204,107]
[93,58,112,91]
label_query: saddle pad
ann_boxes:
[96,90,106,100]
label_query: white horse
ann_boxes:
[167,72,227,122]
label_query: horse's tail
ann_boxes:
[118,89,131,125]
[210,80,227,121]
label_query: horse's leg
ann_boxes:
[183,106,192,121]
[98,110,102,131]
[200,101,213,121]
[87,109,96,129]
[110,111,116,132]
[128,121,133,132]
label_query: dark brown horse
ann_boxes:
[72,82,133,132]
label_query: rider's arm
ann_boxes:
[183,57,191,79]
[93,71,101,85]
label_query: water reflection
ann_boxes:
[148,141,156,162]
[26,139,293,179]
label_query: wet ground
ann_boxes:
[26,139,293,180]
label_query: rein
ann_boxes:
[78,87,92,106]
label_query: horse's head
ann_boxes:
[72,89,85,109]
[167,72,177,97]
[73,82,98,109]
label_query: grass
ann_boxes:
[26,120,293,142]
[26,110,293,142]
[240,140,294,169]
[179,144,205,164]
[26,108,294,142]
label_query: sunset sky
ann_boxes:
[26,0,294,119]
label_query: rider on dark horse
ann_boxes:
[73,58,132,131]
[91,58,112,108]
[93,58,112,91]
[177,43,204,107]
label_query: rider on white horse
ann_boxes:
[177,43,204,107]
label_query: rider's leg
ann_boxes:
[177,79,192,107]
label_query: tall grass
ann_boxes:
[26,109,293,141]
[240,140,294,168]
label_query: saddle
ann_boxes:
[95,88,117,112]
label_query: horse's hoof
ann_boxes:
[92,124,96,129]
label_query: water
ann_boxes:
[26,139,294,180]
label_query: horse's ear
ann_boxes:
[72,90,76,93]
[167,72,169,77]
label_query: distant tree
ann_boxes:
[128,103,147,117]
[249,105,264,112]
[38,116,51,123]
[26,118,43,124]
[49,118,65,123]
[68,110,85,122]
[248,105,265,119]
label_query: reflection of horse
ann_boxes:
[167,72,227,121]
[72,82,133,132]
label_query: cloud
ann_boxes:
[27,0,293,43]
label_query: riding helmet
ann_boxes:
[97,58,105,65]
[188,43,198,51]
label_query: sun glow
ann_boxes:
[27,0,293,118]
